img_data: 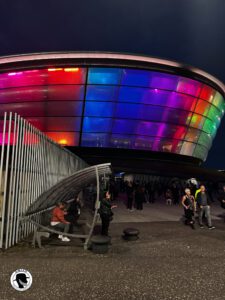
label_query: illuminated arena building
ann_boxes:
[0,52,225,177]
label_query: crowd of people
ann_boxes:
[109,178,225,231]
[49,176,225,241]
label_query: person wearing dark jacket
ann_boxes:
[135,186,145,210]
[126,181,134,211]
[218,185,225,209]
[196,185,215,229]
[65,196,81,225]
[99,191,117,236]
[181,188,196,229]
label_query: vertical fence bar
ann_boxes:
[0,112,12,249]
[32,129,42,236]
[27,123,36,237]
[84,166,100,250]
[1,112,88,249]
[22,122,32,240]
[15,118,26,244]
[0,112,8,248]
[11,115,22,246]
[12,115,22,245]
[25,123,36,238]
[21,120,30,239]
[9,114,19,247]
[5,114,17,248]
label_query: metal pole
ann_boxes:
[5,113,17,248]
[15,118,25,244]
[0,112,8,248]
[0,112,12,249]
[21,120,31,238]
[25,124,36,238]
[84,166,100,250]
[9,114,20,246]
[22,122,32,239]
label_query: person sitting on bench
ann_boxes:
[65,196,81,226]
[51,201,71,242]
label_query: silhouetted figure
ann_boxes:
[126,181,134,211]
[165,189,173,205]
[171,183,179,205]
[65,197,81,225]
[218,185,225,209]
[135,186,145,210]
[15,273,29,289]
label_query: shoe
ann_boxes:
[200,225,204,228]
[58,235,63,239]
[61,237,70,242]
[208,226,215,230]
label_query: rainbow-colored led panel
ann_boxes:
[0,68,86,146]
[83,67,225,161]
[0,66,224,161]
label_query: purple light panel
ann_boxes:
[0,66,224,161]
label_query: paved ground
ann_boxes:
[1,200,225,300]
[112,195,223,223]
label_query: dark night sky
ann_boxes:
[0,0,225,169]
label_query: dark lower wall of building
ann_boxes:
[67,146,225,182]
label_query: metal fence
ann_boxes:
[0,112,88,249]
[24,163,111,250]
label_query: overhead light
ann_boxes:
[64,68,79,72]
[48,68,63,72]
[58,139,67,145]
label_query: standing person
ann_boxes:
[135,186,145,210]
[126,181,134,211]
[181,188,196,229]
[165,189,173,205]
[51,201,71,242]
[218,184,225,209]
[99,191,117,236]
[218,185,225,222]
[196,185,215,229]
[171,183,179,205]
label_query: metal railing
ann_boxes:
[24,163,112,250]
[0,112,88,249]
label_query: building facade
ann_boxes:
[0,52,225,164]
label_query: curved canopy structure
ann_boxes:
[26,163,111,215]
[0,52,225,162]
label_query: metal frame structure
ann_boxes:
[0,112,88,249]
[25,163,112,250]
